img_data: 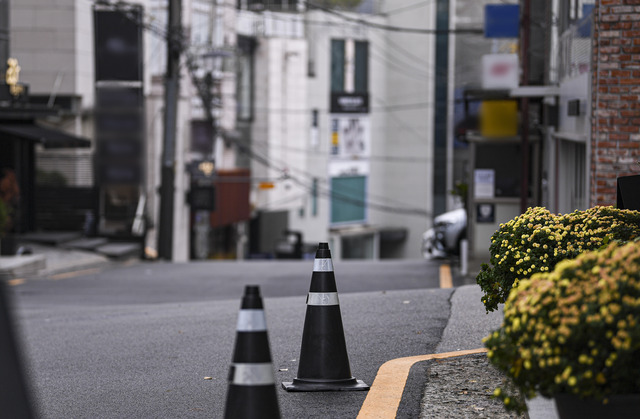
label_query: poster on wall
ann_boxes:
[474,169,495,198]
[330,115,370,159]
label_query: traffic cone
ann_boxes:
[0,281,34,418]
[282,242,369,392]
[224,285,280,419]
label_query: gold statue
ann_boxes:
[6,58,24,97]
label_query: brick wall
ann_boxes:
[591,0,640,206]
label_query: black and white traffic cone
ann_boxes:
[224,285,280,419]
[0,281,34,418]
[282,242,369,392]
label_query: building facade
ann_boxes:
[235,1,437,260]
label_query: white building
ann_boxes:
[237,1,436,259]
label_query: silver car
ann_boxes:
[422,208,467,258]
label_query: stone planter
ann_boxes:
[0,235,18,256]
[554,394,640,419]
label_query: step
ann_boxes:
[95,242,142,259]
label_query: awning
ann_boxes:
[0,122,91,148]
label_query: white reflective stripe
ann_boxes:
[307,292,339,306]
[230,363,275,385]
[236,309,267,332]
[313,258,334,272]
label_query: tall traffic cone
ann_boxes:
[282,242,369,392]
[0,281,34,418]
[224,285,280,419]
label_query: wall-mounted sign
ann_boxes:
[329,115,370,159]
[480,100,518,138]
[330,92,369,114]
[476,203,495,223]
[484,4,520,38]
[482,54,519,90]
[474,169,495,198]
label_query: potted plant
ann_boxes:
[477,206,640,312]
[484,241,640,417]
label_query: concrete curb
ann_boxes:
[0,254,46,280]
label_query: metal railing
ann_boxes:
[558,11,593,82]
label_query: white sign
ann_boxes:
[474,169,495,198]
[330,115,370,159]
[482,54,519,89]
[328,161,369,177]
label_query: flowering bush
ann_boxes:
[477,206,640,312]
[484,241,640,413]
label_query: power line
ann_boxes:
[88,0,432,219]
[381,0,434,17]
[304,1,483,34]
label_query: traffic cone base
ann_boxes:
[282,377,369,392]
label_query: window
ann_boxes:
[237,36,255,120]
[331,39,368,93]
[475,143,533,198]
[312,177,318,216]
[331,175,366,224]
[149,1,167,76]
[354,41,368,93]
[331,39,345,92]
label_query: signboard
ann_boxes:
[330,92,369,114]
[328,161,369,177]
[476,203,496,223]
[480,100,518,138]
[474,169,495,198]
[482,54,519,90]
[484,4,520,38]
[329,115,370,159]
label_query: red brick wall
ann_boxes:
[591,0,640,206]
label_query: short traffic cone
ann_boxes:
[224,285,280,419]
[282,242,369,392]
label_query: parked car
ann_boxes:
[422,208,467,258]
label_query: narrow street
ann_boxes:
[7,258,465,418]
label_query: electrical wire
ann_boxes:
[304,1,483,35]
[86,0,434,219]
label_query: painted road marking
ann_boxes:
[439,264,453,288]
[357,348,488,419]
[7,278,25,286]
[50,268,102,281]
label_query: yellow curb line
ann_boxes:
[7,278,26,286]
[357,348,488,419]
[50,268,102,281]
[439,264,453,289]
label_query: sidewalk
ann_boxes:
[0,232,143,280]
[0,243,113,280]
[448,254,559,419]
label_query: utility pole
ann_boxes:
[158,0,182,260]
[520,0,530,214]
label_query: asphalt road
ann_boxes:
[8,259,455,418]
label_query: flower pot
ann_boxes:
[554,394,640,419]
